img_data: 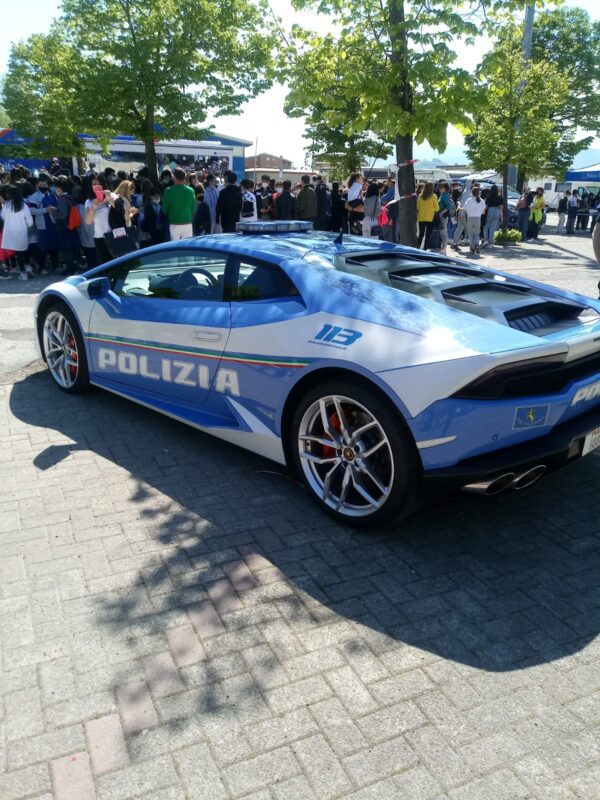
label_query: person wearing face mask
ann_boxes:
[255,174,274,221]
[141,188,166,246]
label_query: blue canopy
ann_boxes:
[565,163,600,182]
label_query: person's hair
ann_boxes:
[195,187,204,199]
[261,174,270,182]
[115,180,135,200]
[36,175,49,186]
[226,171,237,185]
[365,181,379,198]
[439,182,449,192]
[240,178,253,189]
[8,184,24,213]
[566,190,571,195]
[172,167,186,183]
[451,188,461,203]
[282,179,291,191]
[205,173,217,186]
[139,178,154,206]
[10,167,24,183]
[57,177,73,194]
[536,186,544,194]
[331,181,339,192]
[21,181,35,198]
[472,186,481,203]
[489,184,499,200]
[301,174,310,186]
[116,170,127,181]
[347,172,361,188]
[422,181,434,200]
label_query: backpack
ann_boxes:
[67,204,82,230]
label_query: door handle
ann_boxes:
[192,330,222,342]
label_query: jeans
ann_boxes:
[518,208,530,242]
[452,217,466,245]
[557,212,566,233]
[483,207,500,244]
[418,220,434,248]
[466,217,481,249]
[566,209,577,234]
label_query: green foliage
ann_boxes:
[285,0,539,245]
[495,227,522,244]
[4,0,276,176]
[500,7,600,176]
[4,30,89,158]
[464,34,569,181]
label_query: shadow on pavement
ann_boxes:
[11,369,600,685]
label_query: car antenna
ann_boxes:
[334,231,343,245]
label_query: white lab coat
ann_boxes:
[1,201,33,252]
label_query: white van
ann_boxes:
[414,168,451,183]
[533,178,600,210]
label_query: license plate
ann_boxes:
[582,425,600,456]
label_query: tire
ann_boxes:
[290,379,421,527]
[40,301,90,393]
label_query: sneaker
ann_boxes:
[475,247,480,255]
[0,269,12,280]
[451,244,460,251]
[18,271,28,281]
[40,268,49,275]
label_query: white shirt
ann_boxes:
[85,199,111,238]
[1,201,33,252]
[347,181,363,202]
[464,196,486,218]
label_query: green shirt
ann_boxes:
[162,183,196,225]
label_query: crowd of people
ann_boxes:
[0,160,598,280]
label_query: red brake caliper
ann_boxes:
[68,335,78,377]
[322,412,341,459]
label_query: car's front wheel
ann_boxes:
[41,302,90,393]
[291,380,420,527]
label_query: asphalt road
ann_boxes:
[1,220,598,378]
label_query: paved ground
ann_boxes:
[1,226,600,800]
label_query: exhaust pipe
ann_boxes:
[513,464,546,491]
[463,472,516,496]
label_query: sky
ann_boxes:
[1,0,598,168]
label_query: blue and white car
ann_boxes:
[35,221,600,526]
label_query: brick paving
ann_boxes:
[1,360,600,799]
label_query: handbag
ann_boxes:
[104,227,137,258]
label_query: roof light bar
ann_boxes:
[235,221,313,235]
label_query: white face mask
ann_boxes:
[262,182,268,189]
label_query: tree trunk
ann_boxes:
[144,105,158,182]
[395,134,416,247]
[516,167,526,193]
[389,0,416,247]
[502,162,509,234]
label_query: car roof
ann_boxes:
[147,232,414,264]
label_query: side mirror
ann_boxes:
[87,277,110,299]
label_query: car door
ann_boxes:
[87,248,230,406]
[223,255,309,427]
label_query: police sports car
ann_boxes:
[35,221,600,526]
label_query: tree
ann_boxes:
[284,40,391,175]
[287,0,535,246]
[0,78,10,128]
[5,0,275,179]
[512,7,600,178]
[4,30,90,160]
[464,35,569,232]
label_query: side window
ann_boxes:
[227,259,300,302]
[544,182,553,191]
[101,251,227,301]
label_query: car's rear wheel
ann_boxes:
[291,379,420,527]
[41,302,89,393]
